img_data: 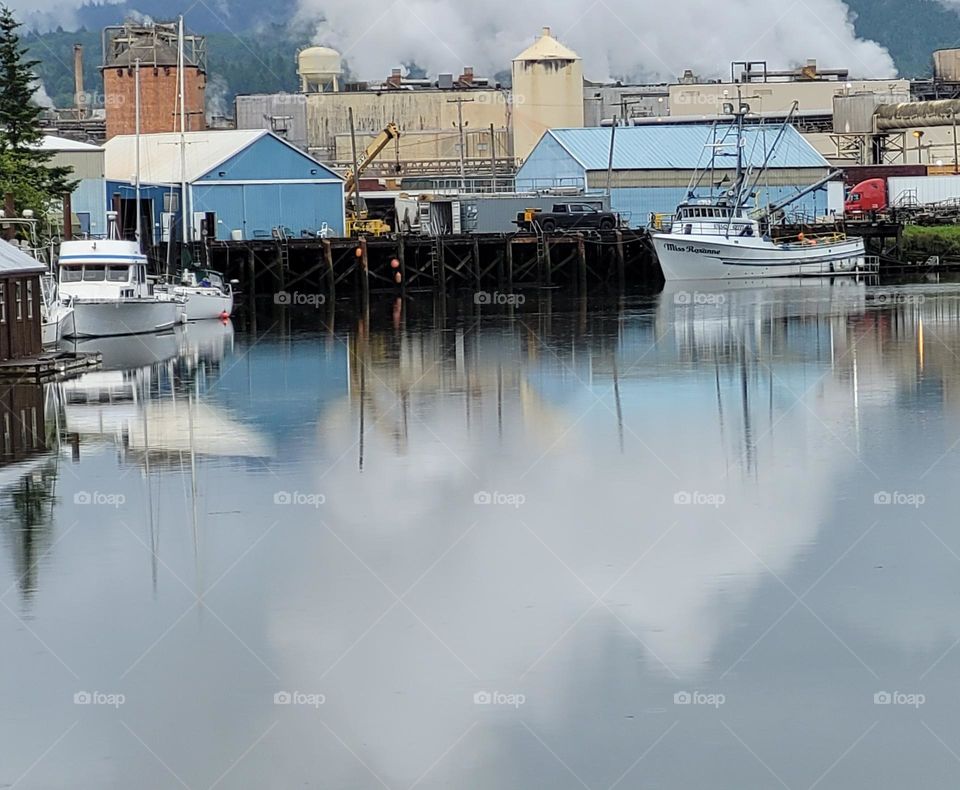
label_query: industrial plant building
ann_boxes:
[103,129,344,242]
[236,27,585,176]
[516,125,839,225]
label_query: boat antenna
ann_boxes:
[686,120,719,200]
[744,101,799,217]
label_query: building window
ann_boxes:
[15,282,21,320]
[30,408,37,448]
[0,282,5,323]
[2,413,9,455]
[26,280,33,320]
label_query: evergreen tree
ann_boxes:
[0,5,74,218]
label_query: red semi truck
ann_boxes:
[845,175,960,215]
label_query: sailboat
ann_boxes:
[154,17,235,321]
[650,97,867,281]
[58,59,185,338]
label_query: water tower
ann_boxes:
[101,21,206,140]
[298,47,342,93]
[511,27,584,162]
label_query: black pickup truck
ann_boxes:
[515,203,620,233]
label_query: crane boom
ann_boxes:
[343,122,401,196]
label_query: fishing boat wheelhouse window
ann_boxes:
[83,266,106,282]
[61,266,82,283]
[107,266,131,283]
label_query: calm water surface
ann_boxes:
[4,278,960,788]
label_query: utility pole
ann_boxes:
[448,96,474,191]
[953,109,959,174]
[488,123,497,193]
[348,107,362,232]
[606,117,617,198]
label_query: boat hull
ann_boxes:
[179,289,234,321]
[42,306,76,347]
[651,233,867,281]
[67,299,183,338]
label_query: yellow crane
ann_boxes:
[344,122,401,236]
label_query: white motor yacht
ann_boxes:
[58,238,186,337]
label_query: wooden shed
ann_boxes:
[0,240,44,362]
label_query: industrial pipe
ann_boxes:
[875,100,960,131]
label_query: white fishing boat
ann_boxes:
[156,268,235,320]
[650,98,867,281]
[58,236,186,337]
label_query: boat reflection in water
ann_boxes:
[9,284,960,787]
[55,320,271,464]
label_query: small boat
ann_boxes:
[40,273,75,345]
[156,268,235,320]
[650,96,867,281]
[58,237,186,338]
[0,213,75,347]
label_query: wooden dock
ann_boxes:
[0,351,102,382]
[203,230,658,311]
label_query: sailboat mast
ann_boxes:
[178,17,190,246]
[134,58,142,251]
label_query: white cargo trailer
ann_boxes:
[888,175,960,207]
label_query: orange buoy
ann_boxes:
[390,258,400,269]
[394,272,402,284]
[355,247,363,258]
[219,311,230,321]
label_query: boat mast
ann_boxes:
[178,17,190,248]
[134,58,142,252]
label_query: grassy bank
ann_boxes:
[902,224,960,258]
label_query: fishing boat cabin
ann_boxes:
[0,239,44,362]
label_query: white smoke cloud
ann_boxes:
[205,72,231,121]
[295,0,896,81]
[30,77,54,108]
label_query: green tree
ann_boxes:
[0,5,74,219]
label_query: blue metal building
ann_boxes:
[104,129,345,242]
[515,125,840,227]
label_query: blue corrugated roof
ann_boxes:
[546,124,828,171]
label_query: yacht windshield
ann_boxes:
[82,266,106,281]
[61,267,83,283]
[107,266,131,282]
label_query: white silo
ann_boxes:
[511,27,584,163]
[298,46,343,93]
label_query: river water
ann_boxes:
[3,277,960,788]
